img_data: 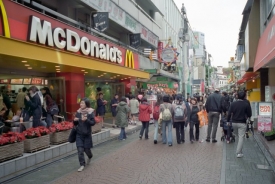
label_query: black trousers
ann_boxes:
[77,147,93,166]
[175,121,185,143]
[190,121,200,141]
[140,121,149,139]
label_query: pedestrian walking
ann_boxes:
[41,87,58,127]
[228,91,252,158]
[129,95,139,125]
[73,98,95,172]
[116,97,130,140]
[221,91,231,115]
[172,94,188,144]
[160,95,174,146]
[205,88,222,143]
[188,98,202,143]
[139,97,152,140]
[16,87,27,110]
[110,94,119,128]
[153,94,162,144]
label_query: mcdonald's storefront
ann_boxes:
[0,0,149,118]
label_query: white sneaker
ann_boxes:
[86,158,92,165]
[78,166,85,172]
[237,153,244,158]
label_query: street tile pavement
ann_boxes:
[224,133,275,184]
[52,125,223,184]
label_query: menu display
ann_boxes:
[31,78,43,85]
[23,78,32,84]
[10,79,23,84]
[0,79,10,84]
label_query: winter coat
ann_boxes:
[74,109,95,149]
[129,99,139,114]
[221,95,231,113]
[27,93,42,128]
[97,98,106,115]
[116,101,130,128]
[205,92,222,113]
[189,104,202,123]
[139,102,152,122]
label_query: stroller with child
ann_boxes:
[220,115,235,143]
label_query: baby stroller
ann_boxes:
[220,116,235,143]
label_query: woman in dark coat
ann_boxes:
[97,93,107,128]
[25,86,46,127]
[74,98,95,172]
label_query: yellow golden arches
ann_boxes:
[0,0,10,38]
[125,50,135,69]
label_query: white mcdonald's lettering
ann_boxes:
[125,50,135,69]
[28,16,122,64]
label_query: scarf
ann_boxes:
[30,92,37,98]
[77,107,94,115]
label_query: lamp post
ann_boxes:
[181,3,189,98]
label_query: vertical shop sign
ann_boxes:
[258,102,272,116]
[258,116,272,132]
[158,42,163,60]
[125,50,135,69]
[92,12,109,32]
[129,34,141,48]
[0,0,10,37]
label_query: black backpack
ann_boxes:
[222,96,231,112]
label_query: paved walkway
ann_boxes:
[5,125,275,184]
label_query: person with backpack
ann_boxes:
[188,98,202,143]
[139,97,152,140]
[160,95,174,146]
[172,94,188,144]
[153,95,163,144]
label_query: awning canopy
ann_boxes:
[237,72,258,85]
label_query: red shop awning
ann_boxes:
[254,15,275,71]
[237,72,258,85]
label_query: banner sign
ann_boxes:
[258,115,272,132]
[80,0,158,47]
[92,12,109,32]
[258,102,272,116]
[129,33,141,48]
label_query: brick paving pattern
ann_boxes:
[53,126,223,184]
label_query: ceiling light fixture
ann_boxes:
[27,67,32,69]
[22,61,27,63]
[103,73,106,75]
[81,70,85,71]
[56,71,60,73]
[25,64,30,66]
[117,75,120,76]
[55,66,60,68]
[98,76,101,78]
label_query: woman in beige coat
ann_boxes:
[129,95,139,125]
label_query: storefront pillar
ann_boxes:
[56,72,84,120]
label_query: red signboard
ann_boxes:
[0,0,139,70]
[31,78,43,85]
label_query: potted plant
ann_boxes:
[49,121,73,144]
[263,129,275,141]
[23,126,50,153]
[0,132,25,162]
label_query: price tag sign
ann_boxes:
[258,102,272,116]
[258,115,272,132]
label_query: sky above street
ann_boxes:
[174,0,247,67]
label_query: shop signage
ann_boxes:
[142,82,178,89]
[23,78,31,84]
[161,48,176,63]
[0,79,10,84]
[10,79,23,84]
[258,102,272,116]
[28,16,123,64]
[125,50,135,69]
[31,78,43,85]
[80,0,158,48]
[92,12,109,32]
[129,34,141,48]
[258,115,272,132]
[0,0,10,38]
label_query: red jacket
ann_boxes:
[138,102,152,122]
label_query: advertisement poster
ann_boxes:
[258,116,272,132]
[258,102,272,116]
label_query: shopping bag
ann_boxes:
[198,110,208,127]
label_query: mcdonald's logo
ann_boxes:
[0,0,10,38]
[125,50,135,69]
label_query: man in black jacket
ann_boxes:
[227,91,252,158]
[205,89,222,143]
